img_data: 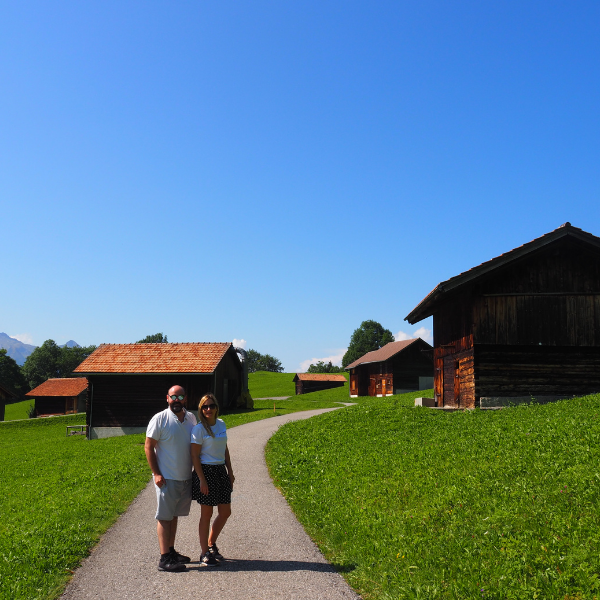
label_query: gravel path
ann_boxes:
[61,409,361,600]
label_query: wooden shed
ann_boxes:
[74,342,245,439]
[26,377,88,417]
[405,223,600,409]
[293,373,347,395]
[0,381,16,421]
[345,339,434,397]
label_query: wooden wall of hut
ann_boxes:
[296,380,346,395]
[87,375,215,429]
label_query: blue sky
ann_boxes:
[2,1,599,372]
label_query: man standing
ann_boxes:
[145,385,197,572]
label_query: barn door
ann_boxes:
[369,375,377,396]
[435,357,444,406]
[381,377,387,396]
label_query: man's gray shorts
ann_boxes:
[155,479,192,520]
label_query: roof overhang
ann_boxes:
[405,223,600,324]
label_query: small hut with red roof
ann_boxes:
[26,377,88,417]
[74,343,244,439]
[345,338,433,397]
[293,373,347,395]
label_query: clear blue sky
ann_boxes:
[2,1,599,372]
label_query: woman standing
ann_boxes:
[190,393,235,566]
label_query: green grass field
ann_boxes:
[0,380,353,600]
[3,399,35,421]
[247,370,349,398]
[266,392,600,600]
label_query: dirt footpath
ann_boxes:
[61,408,361,600]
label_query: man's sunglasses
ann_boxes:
[169,395,185,401]
[201,404,217,410]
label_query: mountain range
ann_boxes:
[0,333,80,366]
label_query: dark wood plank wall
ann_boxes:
[477,345,600,397]
[297,380,346,395]
[433,302,475,407]
[214,349,243,408]
[36,396,76,416]
[390,343,434,391]
[88,375,215,428]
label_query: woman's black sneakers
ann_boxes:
[208,544,223,560]
[200,551,219,567]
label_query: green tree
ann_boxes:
[246,349,284,373]
[342,320,395,368]
[21,340,97,389]
[136,333,168,343]
[306,361,344,373]
[0,349,28,400]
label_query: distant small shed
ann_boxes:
[74,342,245,439]
[293,373,347,395]
[345,339,434,397]
[26,377,88,417]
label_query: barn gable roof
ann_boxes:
[26,377,88,398]
[405,223,600,324]
[293,373,347,382]
[345,338,430,370]
[0,381,16,399]
[73,343,233,375]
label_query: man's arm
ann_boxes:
[144,437,165,488]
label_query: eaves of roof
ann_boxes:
[404,223,600,325]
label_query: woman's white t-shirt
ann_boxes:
[190,418,227,465]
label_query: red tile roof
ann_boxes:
[405,223,600,324]
[73,343,233,374]
[26,377,88,397]
[293,373,347,382]
[345,338,430,370]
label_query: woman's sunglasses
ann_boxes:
[201,404,217,410]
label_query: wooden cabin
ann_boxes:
[74,342,245,439]
[0,381,15,421]
[345,338,433,397]
[293,373,347,395]
[405,223,600,409]
[25,377,88,417]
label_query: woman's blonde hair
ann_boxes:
[198,393,219,437]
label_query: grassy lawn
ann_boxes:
[248,371,296,397]
[248,370,349,398]
[266,391,600,600]
[3,399,35,421]
[0,383,353,600]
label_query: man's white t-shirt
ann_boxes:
[146,408,197,481]
[190,419,227,465]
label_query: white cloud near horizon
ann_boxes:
[395,327,433,345]
[10,333,34,345]
[298,349,347,373]
[232,338,247,349]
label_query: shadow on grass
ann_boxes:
[187,558,357,573]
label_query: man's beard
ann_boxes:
[170,403,183,413]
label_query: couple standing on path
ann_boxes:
[144,385,235,572]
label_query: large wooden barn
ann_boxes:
[26,377,88,417]
[293,373,347,395]
[345,338,433,397]
[74,343,245,439]
[405,223,600,409]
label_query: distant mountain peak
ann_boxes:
[0,333,37,366]
[62,340,80,348]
